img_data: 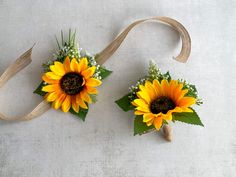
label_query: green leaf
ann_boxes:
[134,116,155,135]
[162,71,172,81]
[69,106,89,121]
[99,67,112,80]
[172,109,204,126]
[33,81,47,96]
[115,94,134,112]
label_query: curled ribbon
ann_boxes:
[0,16,191,121]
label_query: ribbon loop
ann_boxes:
[96,16,191,64]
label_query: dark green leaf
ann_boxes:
[172,109,204,126]
[163,119,168,124]
[99,67,112,80]
[69,106,89,121]
[187,85,198,97]
[163,71,171,81]
[33,81,46,96]
[134,116,155,135]
[115,94,134,112]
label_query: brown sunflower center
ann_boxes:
[150,96,175,114]
[60,72,84,95]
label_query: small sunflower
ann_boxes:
[42,56,102,113]
[132,79,196,130]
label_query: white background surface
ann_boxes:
[0,0,236,176]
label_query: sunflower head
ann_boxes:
[42,56,102,113]
[132,79,196,130]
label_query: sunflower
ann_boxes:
[42,56,102,113]
[132,79,196,130]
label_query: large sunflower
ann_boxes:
[42,56,102,113]
[132,79,196,130]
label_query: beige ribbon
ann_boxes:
[0,16,191,121]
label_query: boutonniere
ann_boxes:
[34,30,112,120]
[116,61,203,140]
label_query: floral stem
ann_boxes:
[162,124,172,142]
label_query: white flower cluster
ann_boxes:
[55,45,80,59]
[128,60,164,101]
[128,77,147,101]
[43,43,102,80]
[127,60,202,105]
[148,60,162,81]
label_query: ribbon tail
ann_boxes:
[0,100,50,121]
[0,45,50,121]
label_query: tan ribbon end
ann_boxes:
[0,44,35,88]
[156,16,191,63]
[162,124,173,142]
[0,101,50,121]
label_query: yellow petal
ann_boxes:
[52,94,66,110]
[145,81,157,100]
[153,79,163,96]
[81,66,96,79]
[134,110,146,115]
[86,78,102,87]
[169,106,182,114]
[139,84,155,101]
[42,84,59,92]
[135,106,150,113]
[77,57,88,72]
[64,56,71,72]
[132,99,149,108]
[161,79,169,97]
[61,95,71,112]
[153,116,163,130]
[45,92,58,102]
[173,83,184,101]
[72,97,80,113]
[181,107,193,112]
[85,86,98,94]
[146,119,154,126]
[177,97,196,107]
[80,90,92,103]
[70,58,79,72]
[143,113,155,122]
[54,61,65,72]
[42,74,59,84]
[162,113,172,121]
[50,62,65,76]
[169,80,178,100]
[45,72,62,80]
[76,94,88,109]
[175,89,188,102]
[136,91,151,104]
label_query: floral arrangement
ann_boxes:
[34,30,112,120]
[116,61,203,135]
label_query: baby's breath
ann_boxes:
[128,60,202,105]
[42,30,103,81]
[178,79,203,105]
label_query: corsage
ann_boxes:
[33,30,112,120]
[116,61,203,141]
